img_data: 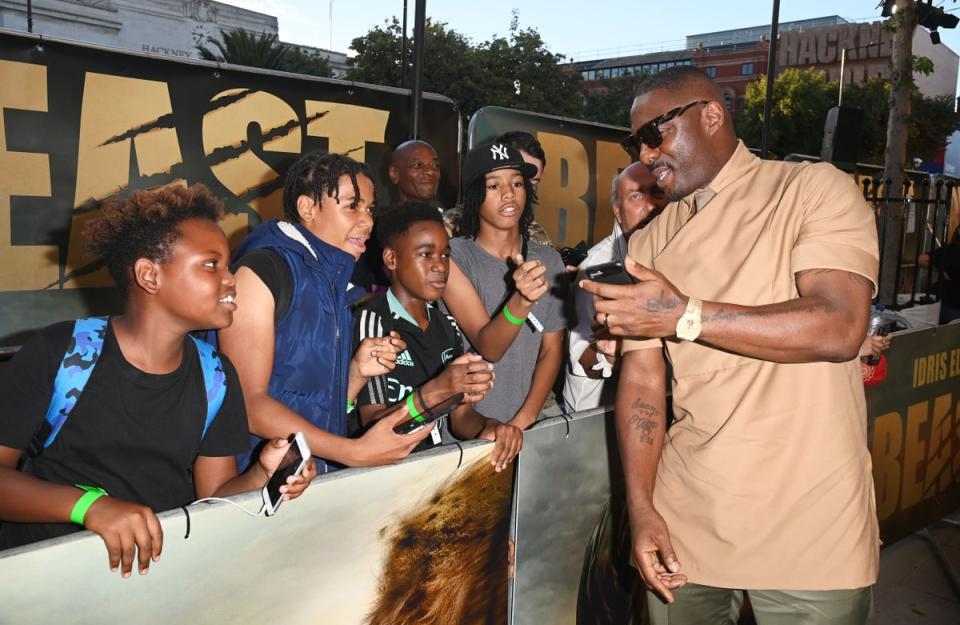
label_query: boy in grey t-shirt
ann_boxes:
[448,237,566,422]
[441,141,567,428]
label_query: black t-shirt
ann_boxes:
[0,320,250,549]
[355,291,464,449]
[233,249,293,325]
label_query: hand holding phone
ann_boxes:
[261,432,311,516]
[584,261,635,286]
[393,393,465,434]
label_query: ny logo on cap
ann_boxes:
[490,144,509,160]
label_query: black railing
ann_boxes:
[861,176,956,309]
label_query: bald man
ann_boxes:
[580,66,879,623]
[564,162,666,412]
[388,140,441,205]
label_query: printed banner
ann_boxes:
[512,410,643,625]
[0,443,513,625]
[0,29,460,345]
[868,323,960,543]
[469,106,631,250]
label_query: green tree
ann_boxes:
[735,67,837,156]
[581,73,649,127]
[478,26,583,118]
[837,76,890,164]
[347,18,485,113]
[908,93,959,164]
[197,29,332,78]
[843,77,959,166]
[346,17,582,118]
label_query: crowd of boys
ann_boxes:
[0,66,889,624]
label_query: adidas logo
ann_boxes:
[396,350,415,367]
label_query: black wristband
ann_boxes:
[417,386,429,413]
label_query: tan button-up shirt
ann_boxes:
[623,141,880,590]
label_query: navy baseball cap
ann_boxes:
[462,141,538,189]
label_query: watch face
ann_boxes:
[675,297,702,341]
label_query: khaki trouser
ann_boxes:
[647,583,874,625]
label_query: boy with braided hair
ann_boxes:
[220,152,433,474]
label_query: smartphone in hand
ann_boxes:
[393,393,464,435]
[585,261,635,285]
[262,432,311,516]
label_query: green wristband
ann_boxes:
[405,393,424,423]
[70,485,107,526]
[502,305,526,325]
[346,398,356,413]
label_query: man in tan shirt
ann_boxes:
[581,66,879,624]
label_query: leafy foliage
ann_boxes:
[581,73,650,127]
[736,68,838,156]
[736,68,959,166]
[346,17,582,118]
[197,29,332,78]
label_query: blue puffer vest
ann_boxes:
[232,220,364,473]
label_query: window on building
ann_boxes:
[741,63,754,76]
[705,67,717,78]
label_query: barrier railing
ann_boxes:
[861,177,957,309]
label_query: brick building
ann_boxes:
[570,15,958,115]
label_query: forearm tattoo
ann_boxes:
[628,398,659,445]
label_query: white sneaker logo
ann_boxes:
[490,144,509,160]
[396,350,415,367]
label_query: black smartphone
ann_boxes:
[584,261,634,285]
[393,393,465,434]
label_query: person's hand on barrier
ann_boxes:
[512,254,548,304]
[351,403,434,466]
[256,437,318,502]
[629,504,686,603]
[858,334,891,360]
[431,353,494,403]
[580,258,687,339]
[83,496,163,577]
[478,420,523,472]
[351,332,406,379]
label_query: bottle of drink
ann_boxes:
[866,305,886,366]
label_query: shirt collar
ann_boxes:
[678,140,757,216]
[387,288,431,326]
[612,220,628,261]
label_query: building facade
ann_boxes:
[0,0,347,75]
[572,15,958,114]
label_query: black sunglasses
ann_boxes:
[621,100,709,155]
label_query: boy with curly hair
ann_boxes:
[0,184,316,576]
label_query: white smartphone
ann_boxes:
[261,432,311,516]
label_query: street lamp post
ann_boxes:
[760,0,781,159]
[409,0,426,139]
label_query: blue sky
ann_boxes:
[225,0,960,62]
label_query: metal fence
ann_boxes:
[861,176,957,309]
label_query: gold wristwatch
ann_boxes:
[675,296,702,341]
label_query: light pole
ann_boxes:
[760,0,780,159]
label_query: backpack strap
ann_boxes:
[189,335,226,441]
[42,317,108,449]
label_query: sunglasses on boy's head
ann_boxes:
[621,99,710,156]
